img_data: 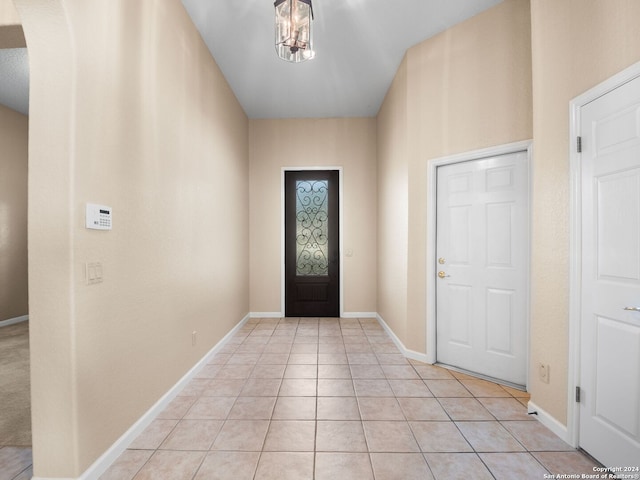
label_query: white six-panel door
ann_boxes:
[436,152,529,387]
[579,74,640,466]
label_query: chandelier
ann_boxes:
[274,0,315,63]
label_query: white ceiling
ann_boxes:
[0,0,503,119]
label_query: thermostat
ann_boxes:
[86,203,112,230]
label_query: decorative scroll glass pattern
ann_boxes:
[296,179,329,276]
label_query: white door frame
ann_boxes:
[426,140,533,387]
[281,166,344,317]
[567,60,640,449]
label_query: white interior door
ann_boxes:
[436,152,529,387]
[579,74,640,467]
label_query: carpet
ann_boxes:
[0,321,31,446]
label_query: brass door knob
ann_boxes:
[438,271,450,279]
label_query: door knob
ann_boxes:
[438,257,446,265]
[624,306,640,312]
[438,271,450,279]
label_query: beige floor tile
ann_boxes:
[501,421,574,451]
[263,421,316,452]
[128,419,178,450]
[227,353,261,365]
[195,365,223,378]
[532,451,600,475]
[258,353,290,365]
[456,421,525,452]
[262,343,292,354]
[318,336,344,345]
[347,353,379,364]
[250,364,287,379]
[288,353,318,365]
[350,364,385,379]
[272,396,316,420]
[184,396,235,420]
[214,364,254,380]
[278,378,317,396]
[370,453,433,480]
[202,379,246,396]
[179,378,213,396]
[413,365,455,380]
[371,343,402,354]
[207,353,231,365]
[290,343,318,354]
[424,452,493,480]
[0,447,32,480]
[459,379,511,397]
[284,364,317,379]
[388,379,433,398]
[375,353,410,365]
[317,397,361,420]
[424,380,472,397]
[362,421,420,452]
[160,419,223,450]
[318,343,345,353]
[228,396,276,420]
[353,379,394,397]
[316,420,368,452]
[438,397,495,421]
[235,344,266,354]
[358,397,405,420]
[478,397,533,421]
[240,378,282,396]
[344,343,374,353]
[133,451,204,480]
[315,452,373,480]
[501,385,530,398]
[156,396,197,420]
[317,379,355,396]
[382,365,421,380]
[193,452,260,480]
[318,353,348,364]
[255,452,314,480]
[317,364,351,379]
[479,452,549,479]
[409,422,473,453]
[211,420,269,451]
[11,465,33,480]
[99,450,153,480]
[397,397,449,421]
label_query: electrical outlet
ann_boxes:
[192,331,197,346]
[538,363,550,384]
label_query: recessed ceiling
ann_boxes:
[0,0,503,118]
[181,0,503,118]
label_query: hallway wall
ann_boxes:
[0,104,28,322]
[377,0,533,353]
[15,0,249,476]
[249,118,377,316]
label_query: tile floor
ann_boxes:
[2,317,600,480]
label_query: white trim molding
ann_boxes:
[376,313,429,364]
[425,140,533,374]
[0,315,29,328]
[567,60,640,451]
[74,314,251,480]
[527,400,572,445]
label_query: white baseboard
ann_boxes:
[0,315,29,328]
[73,313,251,480]
[342,312,377,319]
[376,313,430,364]
[527,400,575,447]
[250,312,282,318]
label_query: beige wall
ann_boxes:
[0,104,28,321]
[377,0,533,352]
[249,118,377,315]
[15,0,249,476]
[529,0,640,424]
[0,0,24,48]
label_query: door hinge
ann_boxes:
[575,386,581,403]
[577,136,582,153]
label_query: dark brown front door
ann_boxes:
[285,170,339,317]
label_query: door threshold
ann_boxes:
[435,362,526,392]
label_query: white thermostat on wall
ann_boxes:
[85,203,112,230]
